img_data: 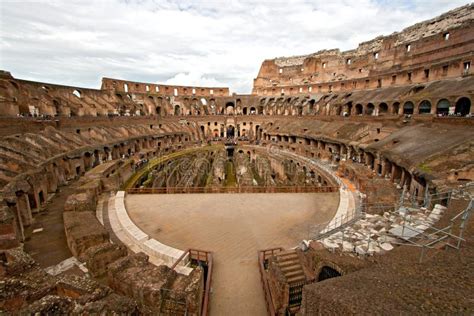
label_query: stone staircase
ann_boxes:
[274,249,307,314]
[276,250,305,284]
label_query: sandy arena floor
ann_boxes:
[126,192,339,316]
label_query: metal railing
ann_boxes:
[127,185,339,194]
[311,205,363,241]
[378,183,474,262]
[388,198,473,263]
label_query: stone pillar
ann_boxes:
[400,169,407,187]
[17,194,32,227]
[381,159,388,177]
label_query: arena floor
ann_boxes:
[126,192,339,315]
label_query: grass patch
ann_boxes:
[418,163,432,174]
[225,160,237,187]
[122,145,222,190]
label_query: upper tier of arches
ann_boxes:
[0,73,472,119]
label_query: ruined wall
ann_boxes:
[0,248,139,314]
[253,4,474,95]
[102,77,230,97]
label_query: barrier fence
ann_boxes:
[126,185,339,194]
[170,248,213,316]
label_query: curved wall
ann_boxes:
[253,5,473,95]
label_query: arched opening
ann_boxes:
[174,105,181,116]
[318,266,341,282]
[308,99,316,113]
[355,104,363,115]
[258,106,264,115]
[250,107,256,114]
[366,103,375,115]
[436,99,450,115]
[227,125,235,138]
[418,100,431,114]
[242,107,248,115]
[455,97,471,116]
[345,102,352,116]
[53,99,60,116]
[226,102,235,115]
[392,102,400,115]
[38,191,45,205]
[28,193,37,210]
[403,101,414,115]
[379,103,388,114]
[156,106,161,115]
[72,90,81,98]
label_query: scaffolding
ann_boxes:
[388,184,473,263]
[309,182,473,262]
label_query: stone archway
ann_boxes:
[455,97,471,116]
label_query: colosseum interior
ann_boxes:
[0,3,473,315]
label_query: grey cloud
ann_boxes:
[0,0,470,93]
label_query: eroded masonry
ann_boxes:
[0,4,473,315]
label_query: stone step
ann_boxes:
[284,269,305,279]
[277,258,300,267]
[280,264,302,273]
[277,252,298,261]
[276,249,298,257]
[287,274,306,284]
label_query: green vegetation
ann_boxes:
[251,165,264,185]
[418,162,432,174]
[122,145,222,190]
[225,160,237,187]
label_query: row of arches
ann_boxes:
[338,97,471,117]
[138,95,474,118]
[261,132,430,201]
[5,132,193,243]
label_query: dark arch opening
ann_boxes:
[28,193,37,209]
[436,99,450,115]
[38,191,45,205]
[379,103,388,114]
[345,102,353,116]
[226,125,235,138]
[418,100,431,114]
[455,97,471,116]
[392,102,400,114]
[366,103,375,115]
[403,101,414,114]
[174,105,181,116]
[355,104,363,115]
[225,102,235,115]
[318,266,341,282]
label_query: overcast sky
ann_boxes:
[0,0,470,93]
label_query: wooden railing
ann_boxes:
[258,247,284,316]
[171,248,213,316]
[127,185,338,194]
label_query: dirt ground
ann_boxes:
[23,185,75,268]
[126,192,339,316]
